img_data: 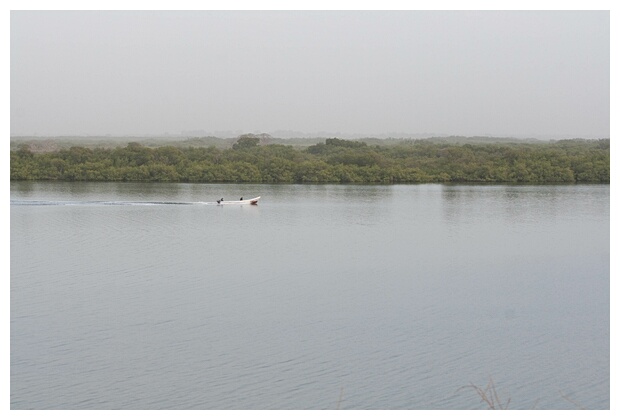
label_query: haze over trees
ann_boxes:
[10,136,610,184]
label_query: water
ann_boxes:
[10,182,610,409]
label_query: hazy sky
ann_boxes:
[10,10,610,139]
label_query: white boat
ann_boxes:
[217,196,260,205]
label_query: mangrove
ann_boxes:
[10,137,610,184]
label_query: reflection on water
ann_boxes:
[10,182,609,409]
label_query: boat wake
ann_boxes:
[10,200,219,207]
[12,196,260,207]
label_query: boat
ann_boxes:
[217,196,260,205]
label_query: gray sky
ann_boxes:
[10,10,610,139]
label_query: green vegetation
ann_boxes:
[10,137,610,184]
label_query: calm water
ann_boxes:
[10,182,610,409]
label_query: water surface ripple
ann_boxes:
[11,182,609,409]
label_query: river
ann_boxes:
[10,182,610,409]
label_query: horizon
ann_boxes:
[9,130,609,142]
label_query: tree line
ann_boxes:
[10,137,610,184]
